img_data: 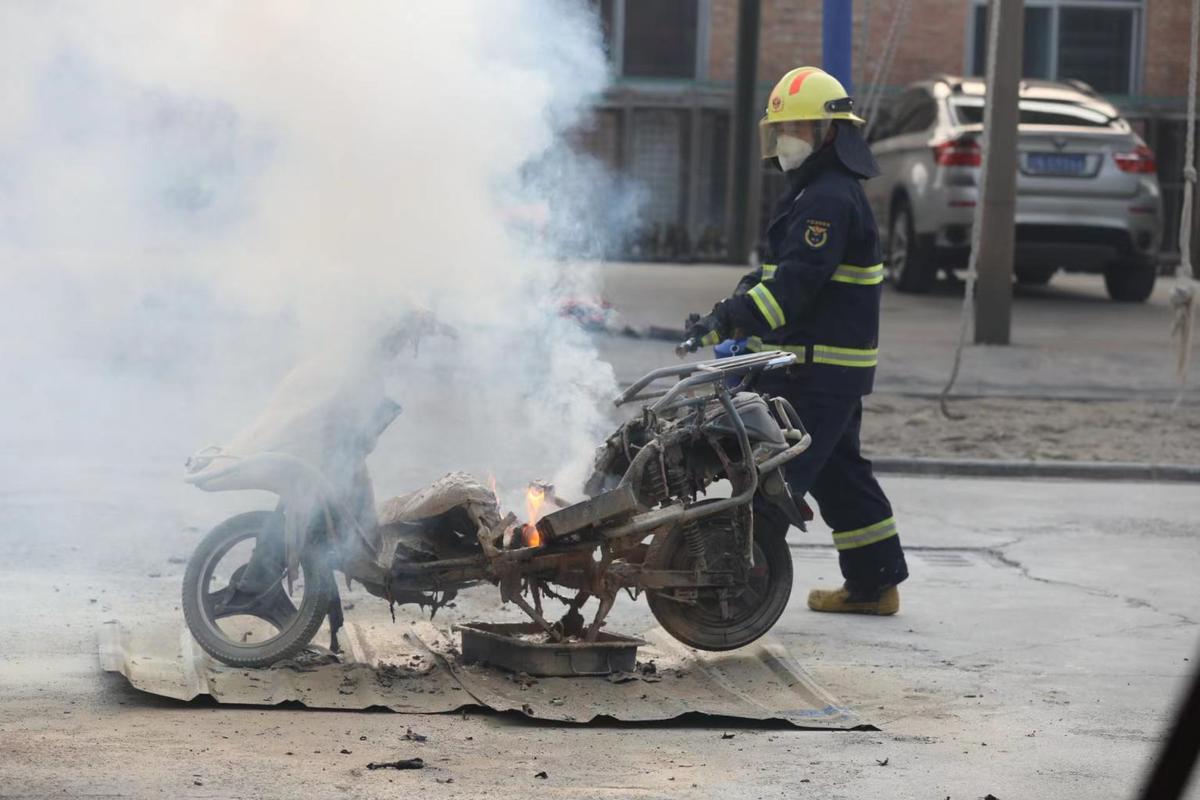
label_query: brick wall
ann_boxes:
[704,0,1199,108]
[1143,0,1193,100]
[876,0,968,87]
[635,0,1195,256]
[707,0,738,82]
[757,0,826,83]
[707,0,966,92]
[706,0,825,84]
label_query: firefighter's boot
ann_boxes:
[807,584,899,615]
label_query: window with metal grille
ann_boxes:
[592,0,615,58]
[590,0,701,80]
[1057,8,1134,95]
[623,0,698,78]
[631,109,685,224]
[969,1,1142,96]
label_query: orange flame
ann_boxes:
[524,484,546,548]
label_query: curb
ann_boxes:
[870,456,1200,483]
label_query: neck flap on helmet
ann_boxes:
[830,120,880,179]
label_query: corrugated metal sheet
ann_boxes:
[99,619,862,729]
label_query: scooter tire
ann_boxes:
[182,510,335,669]
[646,508,792,651]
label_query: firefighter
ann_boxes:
[685,66,908,615]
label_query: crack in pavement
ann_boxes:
[984,537,1199,627]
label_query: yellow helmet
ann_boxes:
[760,66,864,161]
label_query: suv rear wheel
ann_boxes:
[887,198,936,293]
[1104,260,1156,303]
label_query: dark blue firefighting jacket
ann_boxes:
[725,131,884,395]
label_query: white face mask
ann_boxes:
[775,134,813,172]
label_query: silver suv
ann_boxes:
[866,76,1162,301]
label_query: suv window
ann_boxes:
[952,99,1117,128]
[891,90,938,136]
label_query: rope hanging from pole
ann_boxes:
[862,0,912,139]
[937,0,1003,419]
[857,0,873,80]
[1169,0,1200,406]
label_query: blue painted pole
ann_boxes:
[822,0,853,94]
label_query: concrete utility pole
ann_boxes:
[727,0,761,264]
[822,0,853,92]
[973,0,1024,345]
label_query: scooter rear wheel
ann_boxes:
[182,510,335,669]
[645,507,792,651]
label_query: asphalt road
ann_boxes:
[2,454,1199,799]
[2,265,1199,799]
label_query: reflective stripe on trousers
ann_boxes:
[832,516,898,551]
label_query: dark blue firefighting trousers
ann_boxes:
[762,384,908,591]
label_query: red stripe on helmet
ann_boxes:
[788,68,817,95]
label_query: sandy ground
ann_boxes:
[595,334,1200,466]
[597,263,1200,401]
[593,263,1200,466]
[862,394,1200,463]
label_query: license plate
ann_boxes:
[1026,152,1087,176]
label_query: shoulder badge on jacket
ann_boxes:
[803,219,831,249]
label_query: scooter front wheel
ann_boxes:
[646,507,792,651]
[182,510,335,668]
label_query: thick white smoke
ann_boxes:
[0,2,622,526]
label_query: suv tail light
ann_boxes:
[1113,145,1157,174]
[933,137,982,167]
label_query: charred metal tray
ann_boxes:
[456,622,645,677]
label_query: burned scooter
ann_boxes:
[182,325,812,668]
